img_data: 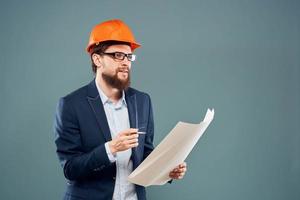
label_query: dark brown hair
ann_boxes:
[90,40,131,73]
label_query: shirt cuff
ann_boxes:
[105,142,117,163]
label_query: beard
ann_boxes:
[102,68,131,91]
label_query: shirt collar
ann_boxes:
[95,79,127,107]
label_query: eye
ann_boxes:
[115,52,125,59]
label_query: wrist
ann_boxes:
[109,141,117,154]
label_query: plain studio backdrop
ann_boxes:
[0,0,299,199]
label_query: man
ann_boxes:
[54,19,187,200]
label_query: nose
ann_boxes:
[121,58,131,69]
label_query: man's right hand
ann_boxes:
[108,128,139,154]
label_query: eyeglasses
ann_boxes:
[100,52,136,62]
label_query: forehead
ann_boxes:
[106,44,132,53]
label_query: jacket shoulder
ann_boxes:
[126,87,151,99]
[60,83,89,103]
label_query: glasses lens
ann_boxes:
[114,52,125,60]
[129,54,136,61]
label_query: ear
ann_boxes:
[92,53,103,68]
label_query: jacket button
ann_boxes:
[112,176,116,180]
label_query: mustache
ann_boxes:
[117,67,129,73]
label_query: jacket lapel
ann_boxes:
[125,91,137,129]
[125,90,139,168]
[86,79,112,142]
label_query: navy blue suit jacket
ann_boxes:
[54,79,154,200]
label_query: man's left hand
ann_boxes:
[169,162,187,180]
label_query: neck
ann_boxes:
[95,74,122,103]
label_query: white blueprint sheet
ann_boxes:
[128,108,215,186]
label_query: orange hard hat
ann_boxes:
[86,19,141,54]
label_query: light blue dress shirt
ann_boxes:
[96,81,138,200]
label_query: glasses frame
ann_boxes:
[100,51,136,62]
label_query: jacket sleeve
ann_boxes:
[54,97,112,181]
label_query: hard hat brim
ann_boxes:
[86,40,141,54]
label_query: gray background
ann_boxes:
[0,0,299,199]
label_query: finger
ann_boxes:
[173,171,185,177]
[171,171,180,175]
[121,133,138,140]
[170,168,177,173]
[173,168,181,173]
[169,175,176,179]
[128,128,138,135]
[175,168,181,173]
[124,134,138,141]
[169,173,182,179]
[126,138,139,145]
[176,173,185,179]
[169,172,176,178]
[179,162,187,168]
[119,128,138,136]
[121,137,137,145]
[173,169,182,173]
[174,172,183,176]
[119,140,138,150]
[128,143,139,148]
[178,166,186,171]
[170,171,180,177]
[178,175,183,179]
[177,167,186,173]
